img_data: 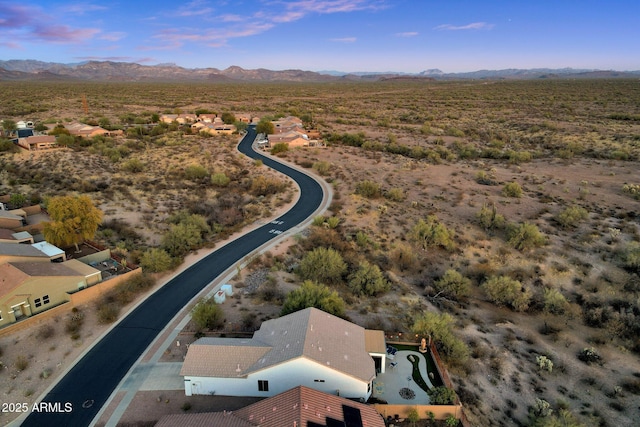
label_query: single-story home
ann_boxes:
[0,241,51,264]
[155,385,385,427]
[17,135,58,151]
[181,307,384,400]
[0,211,25,229]
[0,229,34,244]
[64,122,110,138]
[0,260,102,326]
[268,130,309,148]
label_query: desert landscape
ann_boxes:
[1,78,640,427]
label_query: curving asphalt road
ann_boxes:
[21,126,325,426]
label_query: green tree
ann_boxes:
[481,275,531,311]
[298,247,347,284]
[433,269,471,300]
[256,119,275,135]
[211,172,231,187]
[43,195,103,252]
[234,121,248,133]
[508,222,546,251]
[281,280,346,317]
[221,112,236,124]
[270,142,289,155]
[161,213,210,257]
[543,288,569,314]
[191,297,224,331]
[502,181,523,198]
[412,312,469,366]
[428,386,457,404]
[2,119,17,134]
[410,215,455,251]
[184,164,209,181]
[407,408,420,427]
[140,248,173,273]
[348,261,389,296]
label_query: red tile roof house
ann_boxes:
[155,385,385,427]
[268,130,310,148]
[17,135,58,151]
[180,308,387,401]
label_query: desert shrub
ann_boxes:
[211,172,230,187]
[389,243,418,272]
[191,297,224,331]
[620,242,640,271]
[433,269,471,300]
[622,183,640,199]
[270,142,289,155]
[555,206,589,228]
[508,150,532,164]
[0,138,18,152]
[355,180,381,198]
[65,308,84,337]
[184,164,209,181]
[161,213,210,257]
[36,324,55,340]
[312,216,325,226]
[412,312,469,366]
[9,193,27,208]
[140,248,173,273]
[312,161,331,175]
[410,215,455,251]
[14,355,29,371]
[121,158,145,173]
[281,280,346,318]
[502,181,523,198]
[428,386,457,404]
[508,222,546,251]
[481,275,531,311]
[298,247,347,284]
[536,355,554,373]
[475,170,497,185]
[250,175,287,196]
[348,261,389,296]
[577,347,602,364]
[543,288,569,314]
[325,217,341,229]
[97,303,120,324]
[476,203,506,231]
[385,187,405,202]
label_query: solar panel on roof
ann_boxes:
[342,405,363,427]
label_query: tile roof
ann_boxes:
[0,263,29,295]
[0,242,49,258]
[155,386,385,427]
[364,330,386,354]
[181,308,376,383]
[9,261,80,277]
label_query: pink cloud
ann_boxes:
[33,25,100,43]
[434,22,494,31]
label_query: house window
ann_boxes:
[258,380,269,392]
[43,295,50,305]
[34,298,42,308]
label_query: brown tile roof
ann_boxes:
[9,261,80,277]
[235,386,385,427]
[182,308,376,383]
[155,412,255,427]
[0,263,29,295]
[0,242,49,258]
[156,386,385,427]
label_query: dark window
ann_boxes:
[258,380,269,392]
[34,298,42,308]
[43,295,50,305]
[314,379,325,383]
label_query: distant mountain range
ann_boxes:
[1,60,639,82]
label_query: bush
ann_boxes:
[348,261,389,296]
[312,161,331,176]
[433,269,471,300]
[355,180,381,198]
[428,386,457,404]
[298,247,347,284]
[121,158,145,173]
[97,303,120,324]
[620,242,640,271]
[211,172,231,187]
[543,288,569,314]
[140,248,173,273]
[270,142,289,155]
[481,275,531,311]
[502,181,523,198]
[184,164,209,181]
[476,203,506,231]
[385,187,405,202]
[410,215,456,251]
[508,222,546,251]
[281,280,346,317]
[14,355,29,371]
[412,312,469,366]
[191,297,224,331]
[555,206,588,228]
[577,347,602,364]
[475,170,497,185]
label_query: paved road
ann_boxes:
[21,126,324,426]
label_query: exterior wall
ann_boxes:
[0,254,49,264]
[77,249,112,265]
[0,218,22,229]
[21,205,41,216]
[185,358,371,400]
[67,268,141,306]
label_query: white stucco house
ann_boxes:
[180,308,387,401]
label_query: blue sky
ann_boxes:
[1,0,639,73]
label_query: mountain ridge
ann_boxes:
[1,60,639,82]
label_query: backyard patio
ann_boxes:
[372,346,440,405]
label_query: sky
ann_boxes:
[1,0,639,73]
